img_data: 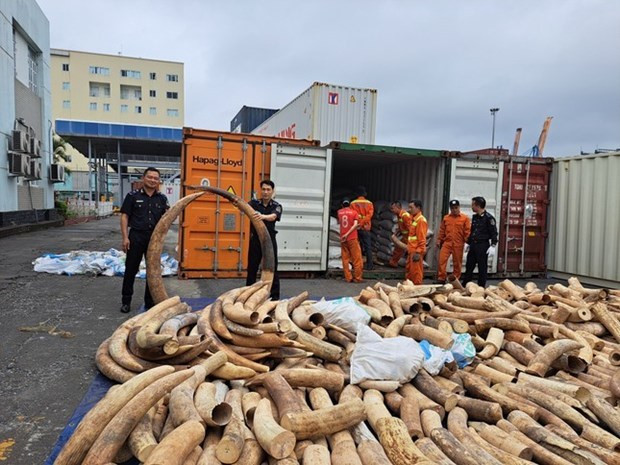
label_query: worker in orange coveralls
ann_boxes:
[388,201,412,268]
[406,199,428,284]
[337,199,363,283]
[350,186,374,270]
[436,199,471,283]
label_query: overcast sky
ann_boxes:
[38,0,620,156]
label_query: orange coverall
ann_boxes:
[337,206,363,282]
[389,210,412,267]
[437,213,471,281]
[406,212,428,284]
[350,196,375,269]
[350,196,374,231]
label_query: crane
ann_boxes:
[533,116,553,157]
[512,128,522,156]
[513,117,553,157]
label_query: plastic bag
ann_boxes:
[419,340,455,375]
[450,333,476,368]
[350,325,425,384]
[311,297,370,333]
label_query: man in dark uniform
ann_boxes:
[462,196,498,288]
[120,167,169,313]
[247,179,282,300]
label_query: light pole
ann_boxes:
[490,108,499,149]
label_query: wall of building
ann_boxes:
[0,0,53,213]
[50,49,184,127]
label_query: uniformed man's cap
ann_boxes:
[449,199,460,207]
[342,198,351,207]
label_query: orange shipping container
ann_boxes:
[179,128,318,278]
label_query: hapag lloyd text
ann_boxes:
[193,156,242,167]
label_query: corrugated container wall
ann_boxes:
[498,158,552,275]
[448,156,505,274]
[230,106,278,134]
[547,151,620,287]
[252,82,377,145]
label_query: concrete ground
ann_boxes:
[0,215,557,464]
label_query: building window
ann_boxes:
[135,106,142,114]
[62,82,70,90]
[149,90,156,97]
[89,82,111,97]
[149,107,157,115]
[62,63,69,71]
[89,102,97,111]
[149,72,156,80]
[103,103,110,112]
[166,74,179,82]
[121,104,128,113]
[62,100,71,109]
[89,66,110,76]
[121,69,141,79]
[167,109,179,117]
[120,85,142,100]
[166,91,178,99]
[28,48,38,93]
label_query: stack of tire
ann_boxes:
[370,200,407,267]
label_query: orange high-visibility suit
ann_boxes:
[337,206,363,282]
[350,196,375,269]
[406,212,428,284]
[350,196,374,231]
[389,210,412,267]
[437,213,471,281]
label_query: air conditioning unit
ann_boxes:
[30,137,42,157]
[9,153,30,176]
[49,163,66,183]
[11,130,30,153]
[27,160,42,180]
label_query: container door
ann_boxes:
[499,160,551,274]
[270,144,332,271]
[449,158,504,273]
[180,135,256,277]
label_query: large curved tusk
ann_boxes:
[146,187,276,304]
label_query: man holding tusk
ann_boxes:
[119,167,169,313]
[247,179,282,300]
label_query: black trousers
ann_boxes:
[122,229,154,308]
[463,242,490,287]
[246,234,280,300]
[357,229,373,269]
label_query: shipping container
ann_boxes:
[230,106,279,134]
[547,151,620,287]
[180,128,550,280]
[251,82,377,145]
[498,157,552,275]
[178,128,319,278]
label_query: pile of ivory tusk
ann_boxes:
[53,276,620,465]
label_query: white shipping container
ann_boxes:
[547,151,620,287]
[252,82,377,145]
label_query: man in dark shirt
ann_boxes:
[462,196,498,288]
[247,179,282,300]
[119,167,169,313]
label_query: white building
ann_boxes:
[0,0,57,226]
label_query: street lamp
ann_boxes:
[490,108,499,149]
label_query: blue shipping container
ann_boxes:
[230,106,278,134]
